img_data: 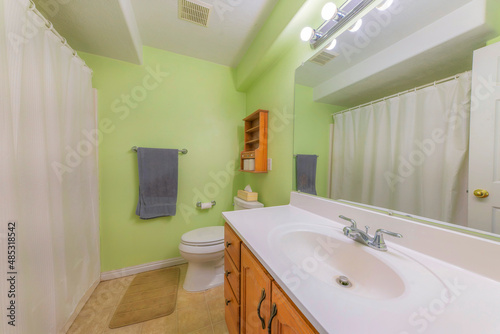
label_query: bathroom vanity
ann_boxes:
[224,222,316,334]
[222,192,500,334]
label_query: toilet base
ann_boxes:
[182,257,224,292]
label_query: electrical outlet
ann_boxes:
[268,158,272,171]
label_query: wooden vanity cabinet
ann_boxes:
[224,223,242,334]
[224,223,317,334]
[270,282,316,334]
[241,244,272,333]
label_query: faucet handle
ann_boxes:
[339,215,357,228]
[365,226,370,234]
[371,229,403,251]
[375,229,403,239]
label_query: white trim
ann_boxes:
[100,257,187,281]
[60,278,100,334]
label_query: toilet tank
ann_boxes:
[234,196,264,210]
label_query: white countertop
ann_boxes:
[222,192,500,334]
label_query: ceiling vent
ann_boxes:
[308,49,339,66]
[178,0,212,27]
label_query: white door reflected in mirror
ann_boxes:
[468,42,500,233]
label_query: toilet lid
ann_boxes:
[181,226,224,246]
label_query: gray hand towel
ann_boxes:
[296,154,318,195]
[136,147,178,219]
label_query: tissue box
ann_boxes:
[237,190,258,202]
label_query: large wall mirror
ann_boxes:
[293,0,500,237]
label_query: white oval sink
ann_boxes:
[269,223,445,301]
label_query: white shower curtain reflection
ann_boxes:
[331,72,472,226]
[0,0,99,333]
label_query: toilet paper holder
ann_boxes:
[196,200,216,208]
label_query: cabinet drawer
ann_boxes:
[224,250,240,303]
[224,223,242,270]
[225,277,240,334]
[241,152,255,159]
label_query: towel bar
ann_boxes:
[294,154,319,157]
[132,146,188,154]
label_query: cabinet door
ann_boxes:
[240,245,272,334]
[269,282,317,334]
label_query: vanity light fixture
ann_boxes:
[300,0,383,49]
[300,26,317,42]
[321,2,339,20]
[376,0,393,11]
[326,39,337,50]
[348,19,363,32]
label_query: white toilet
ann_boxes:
[179,197,263,291]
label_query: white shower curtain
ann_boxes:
[331,72,472,226]
[1,1,99,333]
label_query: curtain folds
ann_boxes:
[331,72,472,226]
[1,0,99,333]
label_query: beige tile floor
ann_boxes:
[68,264,229,334]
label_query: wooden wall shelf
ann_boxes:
[240,109,268,173]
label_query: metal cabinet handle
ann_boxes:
[267,303,278,334]
[226,241,232,248]
[257,288,266,329]
[225,299,231,306]
[225,270,231,278]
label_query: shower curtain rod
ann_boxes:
[333,71,472,116]
[27,0,92,73]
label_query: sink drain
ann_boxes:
[336,276,352,288]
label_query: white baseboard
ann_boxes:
[60,277,100,334]
[100,257,187,281]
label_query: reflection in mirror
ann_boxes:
[293,0,500,237]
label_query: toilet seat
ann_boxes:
[180,226,224,247]
[179,242,224,254]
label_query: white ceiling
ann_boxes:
[131,0,279,67]
[33,0,279,67]
[33,0,143,64]
[295,0,499,107]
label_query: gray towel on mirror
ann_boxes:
[136,147,178,219]
[296,154,317,195]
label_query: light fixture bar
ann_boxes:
[310,0,379,49]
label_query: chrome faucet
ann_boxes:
[339,215,402,252]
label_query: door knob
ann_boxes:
[473,189,489,198]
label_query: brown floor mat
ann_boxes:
[108,267,180,328]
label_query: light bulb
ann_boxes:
[326,39,337,50]
[300,27,315,42]
[321,2,338,21]
[348,19,363,32]
[377,0,393,11]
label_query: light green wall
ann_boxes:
[487,36,500,45]
[80,47,245,272]
[233,1,328,207]
[236,51,297,206]
[293,84,344,198]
